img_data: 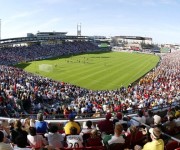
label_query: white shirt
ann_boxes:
[66,135,83,148]
[27,134,47,148]
[130,116,146,126]
[0,142,13,150]
[44,132,64,148]
[108,135,125,145]
[175,118,180,126]
[13,146,31,150]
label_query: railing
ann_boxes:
[3,99,178,120]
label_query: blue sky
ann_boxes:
[0,0,180,44]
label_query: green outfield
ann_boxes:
[16,51,159,90]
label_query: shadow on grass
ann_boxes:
[15,62,31,69]
[44,49,112,61]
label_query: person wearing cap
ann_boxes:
[97,113,114,134]
[8,119,15,132]
[113,112,127,126]
[134,127,164,150]
[64,114,81,135]
[152,115,162,129]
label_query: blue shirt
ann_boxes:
[35,121,48,134]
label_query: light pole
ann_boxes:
[0,19,1,40]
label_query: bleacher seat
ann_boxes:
[165,141,179,150]
[108,143,125,150]
[61,147,84,150]
[86,137,102,147]
[85,146,106,150]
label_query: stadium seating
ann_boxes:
[107,143,125,150]
[165,141,180,150]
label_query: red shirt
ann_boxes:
[98,119,114,134]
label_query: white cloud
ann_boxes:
[3,9,44,25]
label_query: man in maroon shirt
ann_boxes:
[98,113,114,134]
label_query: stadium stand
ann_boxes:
[0,39,180,149]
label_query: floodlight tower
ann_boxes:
[77,23,81,36]
[0,19,1,40]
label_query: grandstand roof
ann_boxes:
[114,36,152,41]
[0,35,88,46]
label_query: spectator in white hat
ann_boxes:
[134,127,164,150]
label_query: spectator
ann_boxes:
[0,121,8,140]
[23,118,31,132]
[80,120,94,134]
[174,106,180,118]
[113,112,127,126]
[134,127,164,150]
[86,129,102,146]
[152,115,162,128]
[162,113,177,134]
[125,125,145,149]
[35,113,48,134]
[10,120,28,145]
[30,119,35,127]
[0,130,13,150]
[64,114,81,135]
[103,124,125,146]
[14,135,31,150]
[8,119,15,132]
[44,125,63,149]
[27,127,47,149]
[98,113,114,134]
[129,110,146,127]
[66,127,83,148]
[146,110,154,126]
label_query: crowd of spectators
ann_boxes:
[0,109,179,150]
[0,41,99,65]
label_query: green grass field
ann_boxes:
[16,51,159,90]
